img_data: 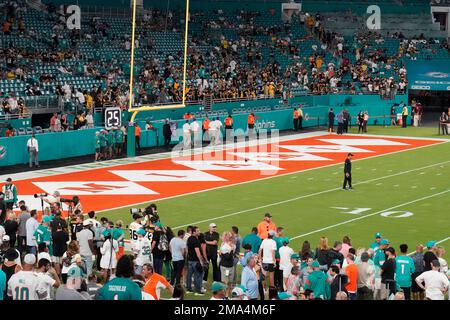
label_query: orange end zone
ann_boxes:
[2,134,443,220]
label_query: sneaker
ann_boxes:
[201,288,207,294]
[186,289,194,294]
[194,292,205,296]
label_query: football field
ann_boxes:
[7,126,450,260]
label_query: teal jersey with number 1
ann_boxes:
[97,277,142,300]
[395,255,415,288]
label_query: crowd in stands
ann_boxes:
[2,1,450,114]
[0,188,448,300]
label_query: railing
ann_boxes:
[24,96,61,112]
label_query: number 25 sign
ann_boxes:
[105,107,122,130]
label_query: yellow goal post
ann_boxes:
[128,0,190,123]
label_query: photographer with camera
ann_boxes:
[2,178,18,212]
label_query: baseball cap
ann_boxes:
[6,178,12,182]
[331,259,341,266]
[282,238,290,244]
[278,292,292,300]
[83,220,92,227]
[2,235,10,242]
[375,232,382,239]
[136,228,147,236]
[380,239,389,245]
[24,254,36,265]
[426,241,436,249]
[211,281,227,293]
[4,248,19,261]
[311,260,320,268]
[209,223,217,228]
[290,253,300,260]
[42,216,52,223]
[268,230,276,237]
[264,213,272,218]
[231,285,247,297]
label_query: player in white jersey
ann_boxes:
[133,229,152,275]
[129,213,144,251]
[7,254,40,300]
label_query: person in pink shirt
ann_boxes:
[50,113,57,132]
[340,235,353,259]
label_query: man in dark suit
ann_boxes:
[343,153,353,190]
[162,119,172,149]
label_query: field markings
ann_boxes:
[172,160,450,229]
[95,138,449,216]
[289,190,450,241]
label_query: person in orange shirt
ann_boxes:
[257,213,277,240]
[224,114,233,143]
[142,263,174,300]
[135,124,142,153]
[293,108,299,131]
[202,116,210,142]
[344,253,359,300]
[247,113,255,140]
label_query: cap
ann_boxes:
[209,223,217,228]
[380,239,389,245]
[4,248,19,261]
[347,153,354,156]
[67,266,84,279]
[6,178,12,182]
[24,254,36,265]
[83,220,92,226]
[282,238,290,245]
[231,286,246,297]
[136,228,147,236]
[268,230,276,237]
[211,281,227,293]
[264,213,272,218]
[42,216,52,223]
[375,232,382,239]
[2,235,10,242]
[385,247,395,254]
[278,292,292,300]
[331,259,341,266]
[426,241,436,249]
[290,253,300,260]
[311,260,320,268]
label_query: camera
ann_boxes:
[130,208,144,215]
[34,193,48,198]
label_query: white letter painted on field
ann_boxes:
[366,5,381,30]
[66,5,81,30]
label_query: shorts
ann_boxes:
[220,266,235,284]
[95,148,100,153]
[262,263,275,272]
[100,147,106,154]
[115,143,122,148]
[52,256,63,264]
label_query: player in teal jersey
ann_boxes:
[107,129,116,159]
[97,255,142,300]
[34,216,53,255]
[373,239,389,300]
[115,128,124,157]
[369,232,382,251]
[99,130,108,160]
[94,131,101,161]
[304,260,331,300]
[395,244,415,300]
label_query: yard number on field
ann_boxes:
[331,207,413,218]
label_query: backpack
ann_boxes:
[157,232,169,251]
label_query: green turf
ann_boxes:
[102,127,450,299]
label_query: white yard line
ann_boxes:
[289,190,450,241]
[172,162,450,229]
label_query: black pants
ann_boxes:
[343,120,348,133]
[274,261,283,291]
[135,136,141,151]
[164,135,171,148]
[203,254,220,282]
[258,280,265,300]
[293,118,299,131]
[441,124,448,135]
[357,287,373,300]
[172,260,185,285]
[402,116,407,128]
[343,173,352,189]
[299,117,303,130]
[358,121,364,133]
[17,236,27,253]
[337,123,343,134]
[401,286,411,300]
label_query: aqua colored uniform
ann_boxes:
[107,130,115,146]
[373,248,385,279]
[395,255,415,288]
[97,277,142,300]
[369,240,381,251]
[34,225,52,255]
[113,228,125,247]
[99,134,107,148]
[305,270,330,300]
[95,136,100,150]
[115,130,123,146]
[242,233,262,254]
